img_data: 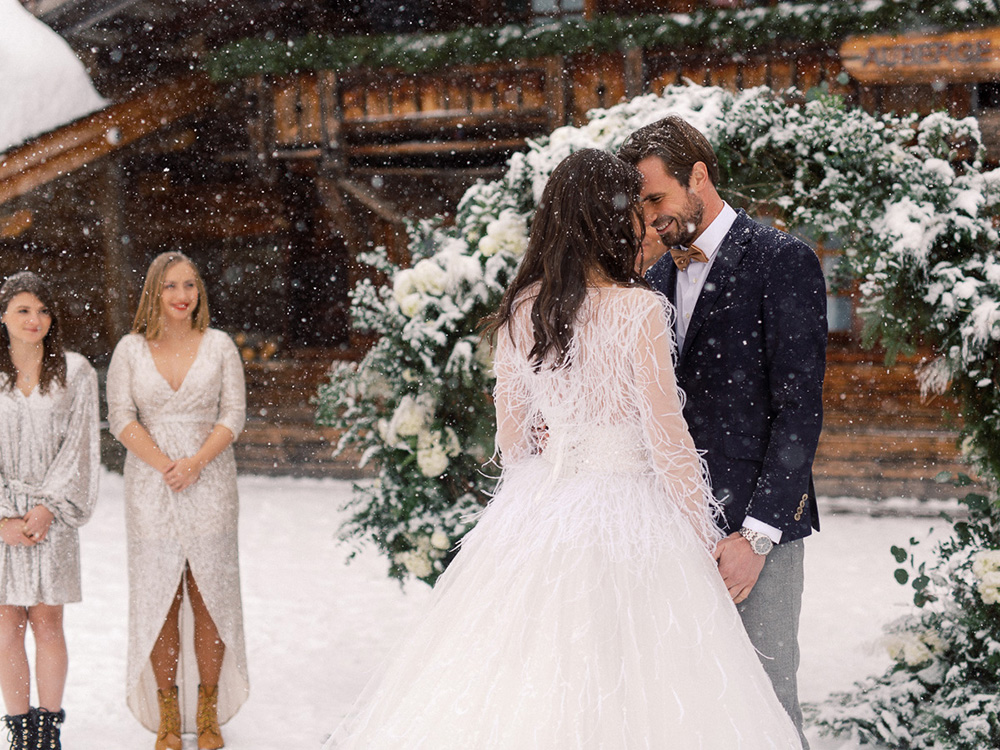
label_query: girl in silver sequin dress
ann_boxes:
[107,253,247,750]
[0,272,99,750]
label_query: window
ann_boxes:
[531,0,585,21]
[975,82,1000,111]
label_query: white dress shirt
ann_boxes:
[674,203,736,352]
[674,203,782,544]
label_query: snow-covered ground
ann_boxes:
[42,471,944,748]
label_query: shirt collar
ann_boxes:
[691,202,737,261]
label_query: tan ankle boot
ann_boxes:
[196,684,224,749]
[155,687,182,750]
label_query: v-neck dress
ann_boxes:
[0,352,99,606]
[106,328,248,733]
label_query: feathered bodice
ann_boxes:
[493,285,723,548]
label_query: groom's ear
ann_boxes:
[689,161,711,192]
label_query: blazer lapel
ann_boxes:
[679,211,753,363]
[663,260,678,308]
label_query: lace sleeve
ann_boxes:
[632,295,723,550]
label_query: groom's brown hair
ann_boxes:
[618,115,720,188]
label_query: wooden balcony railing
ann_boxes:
[242,56,569,159]
[236,46,844,163]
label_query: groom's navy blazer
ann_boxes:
[647,210,827,543]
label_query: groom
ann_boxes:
[619,117,827,745]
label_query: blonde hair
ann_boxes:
[131,252,210,339]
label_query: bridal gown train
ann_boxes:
[326,286,803,749]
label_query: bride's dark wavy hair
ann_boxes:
[0,271,67,394]
[485,148,646,368]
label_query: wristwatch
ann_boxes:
[739,527,774,556]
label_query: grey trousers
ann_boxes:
[736,537,809,749]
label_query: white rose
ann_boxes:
[412,534,433,553]
[901,638,933,667]
[393,268,417,302]
[973,550,1000,577]
[417,445,449,477]
[478,234,501,257]
[430,530,451,550]
[882,634,905,661]
[390,394,433,438]
[978,571,1000,588]
[979,583,1000,605]
[482,210,528,258]
[398,293,424,318]
[417,429,440,450]
[401,551,433,578]
[920,630,947,654]
[411,259,448,295]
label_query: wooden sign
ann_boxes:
[841,27,1000,84]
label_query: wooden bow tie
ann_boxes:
[669,244,709,271]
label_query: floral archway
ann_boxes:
[316,82,1000,746]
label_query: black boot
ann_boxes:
[32,709,63,750]
[1,711,34,750]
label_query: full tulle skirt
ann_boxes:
[325,456,802,749]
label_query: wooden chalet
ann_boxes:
[2,0,995,498]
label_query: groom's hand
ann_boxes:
[713,533,766,604]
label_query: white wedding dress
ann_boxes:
[326,286,802,749]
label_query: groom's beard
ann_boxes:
[652,191,705,248]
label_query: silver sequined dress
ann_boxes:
[0,351,99,606]
[106,328,248,733]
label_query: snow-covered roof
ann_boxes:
[0,0,107,154]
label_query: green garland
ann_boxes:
[205,0,1000,81]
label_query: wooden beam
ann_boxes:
[346,137,527,158]
[96,161,133,342]
[0,74,216,205]
[0,209,32,239]
[624,47,645,100]
[341,110,552,135]
[335,178,407,225]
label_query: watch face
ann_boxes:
[753,536,772,555]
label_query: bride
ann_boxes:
[325,149,802,749]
